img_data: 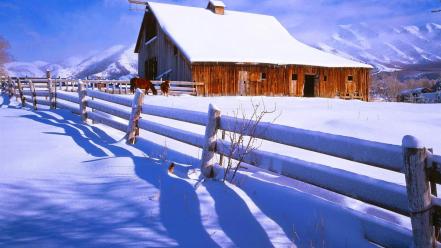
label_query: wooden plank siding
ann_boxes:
[192,63,370,101]
[138,11,192,81]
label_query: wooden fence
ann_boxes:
[3,77,441,247]
[3,76,206,96]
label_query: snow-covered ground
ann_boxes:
[137,95,440,184]
[1,94,439,247]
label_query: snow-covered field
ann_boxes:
[1,94,440,247]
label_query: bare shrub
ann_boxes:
[220,99,278,182]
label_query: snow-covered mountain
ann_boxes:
[5,61,65,78]
[5,44,138,79]
[312,22,441,72]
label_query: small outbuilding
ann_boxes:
[134,1,372,100]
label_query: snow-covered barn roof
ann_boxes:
[209,0,225,7]
[137,1,372,68]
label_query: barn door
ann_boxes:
[238,71,248,96]
[304,75,315,97]
[345,82,356,95]
[146,57,157,80]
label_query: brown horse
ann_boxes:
[160,80,170,96]
[130,77,157,95]
[95,83,106,92]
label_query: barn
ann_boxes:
[134,1,372,100]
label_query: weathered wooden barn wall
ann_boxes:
[136,11,370,101]
[137,11,192,81]
[191,63,370,101]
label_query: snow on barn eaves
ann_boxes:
[146,1,372,68]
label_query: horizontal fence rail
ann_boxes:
[9,77,206,96]
[141,103,403,172]
[138,118,205,148]
[87,111,128,132]
[86,89,132,107]
[87,100,131,120]
[142,104,208,126]
[57,101,81,115]
[36,98,51,107]
[218,116,404,172]
[57,91,80,104]
[3,76,441,247]
[215,138,410,215]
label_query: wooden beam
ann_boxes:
[47,78,56,109]
[16,79,25,107]
[127,89,145,144]
[403,135,435,247]
[78,80,88,123]
[200,104,221,178]
[29,80,37,110]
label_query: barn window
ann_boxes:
[292,74,298,81]
[324,75,328,82]
[173,45,178,56]
[348,75,353,81]
[260,72,267,80]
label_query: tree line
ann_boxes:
[370,72,439,101]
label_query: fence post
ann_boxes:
[201,104,221,178]
[8,77,14,98]
[126,89,144,144]
[29,80,37,110]
[47,77,56,110]
[427,148,441,241]
[219,130,226,167]
[47,78,56,109]
[17,79,25,107]
[1,76,3,92]
[403,135,434,248]
[78,80,87,122]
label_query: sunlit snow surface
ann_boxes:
[1,94,440,247]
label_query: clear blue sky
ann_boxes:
[0,0,440,64]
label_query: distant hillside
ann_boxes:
[5,45,137,79]
[313,22,441,73]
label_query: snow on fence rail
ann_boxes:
[4,77,441,247]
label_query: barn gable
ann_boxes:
[135,1,372,69]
